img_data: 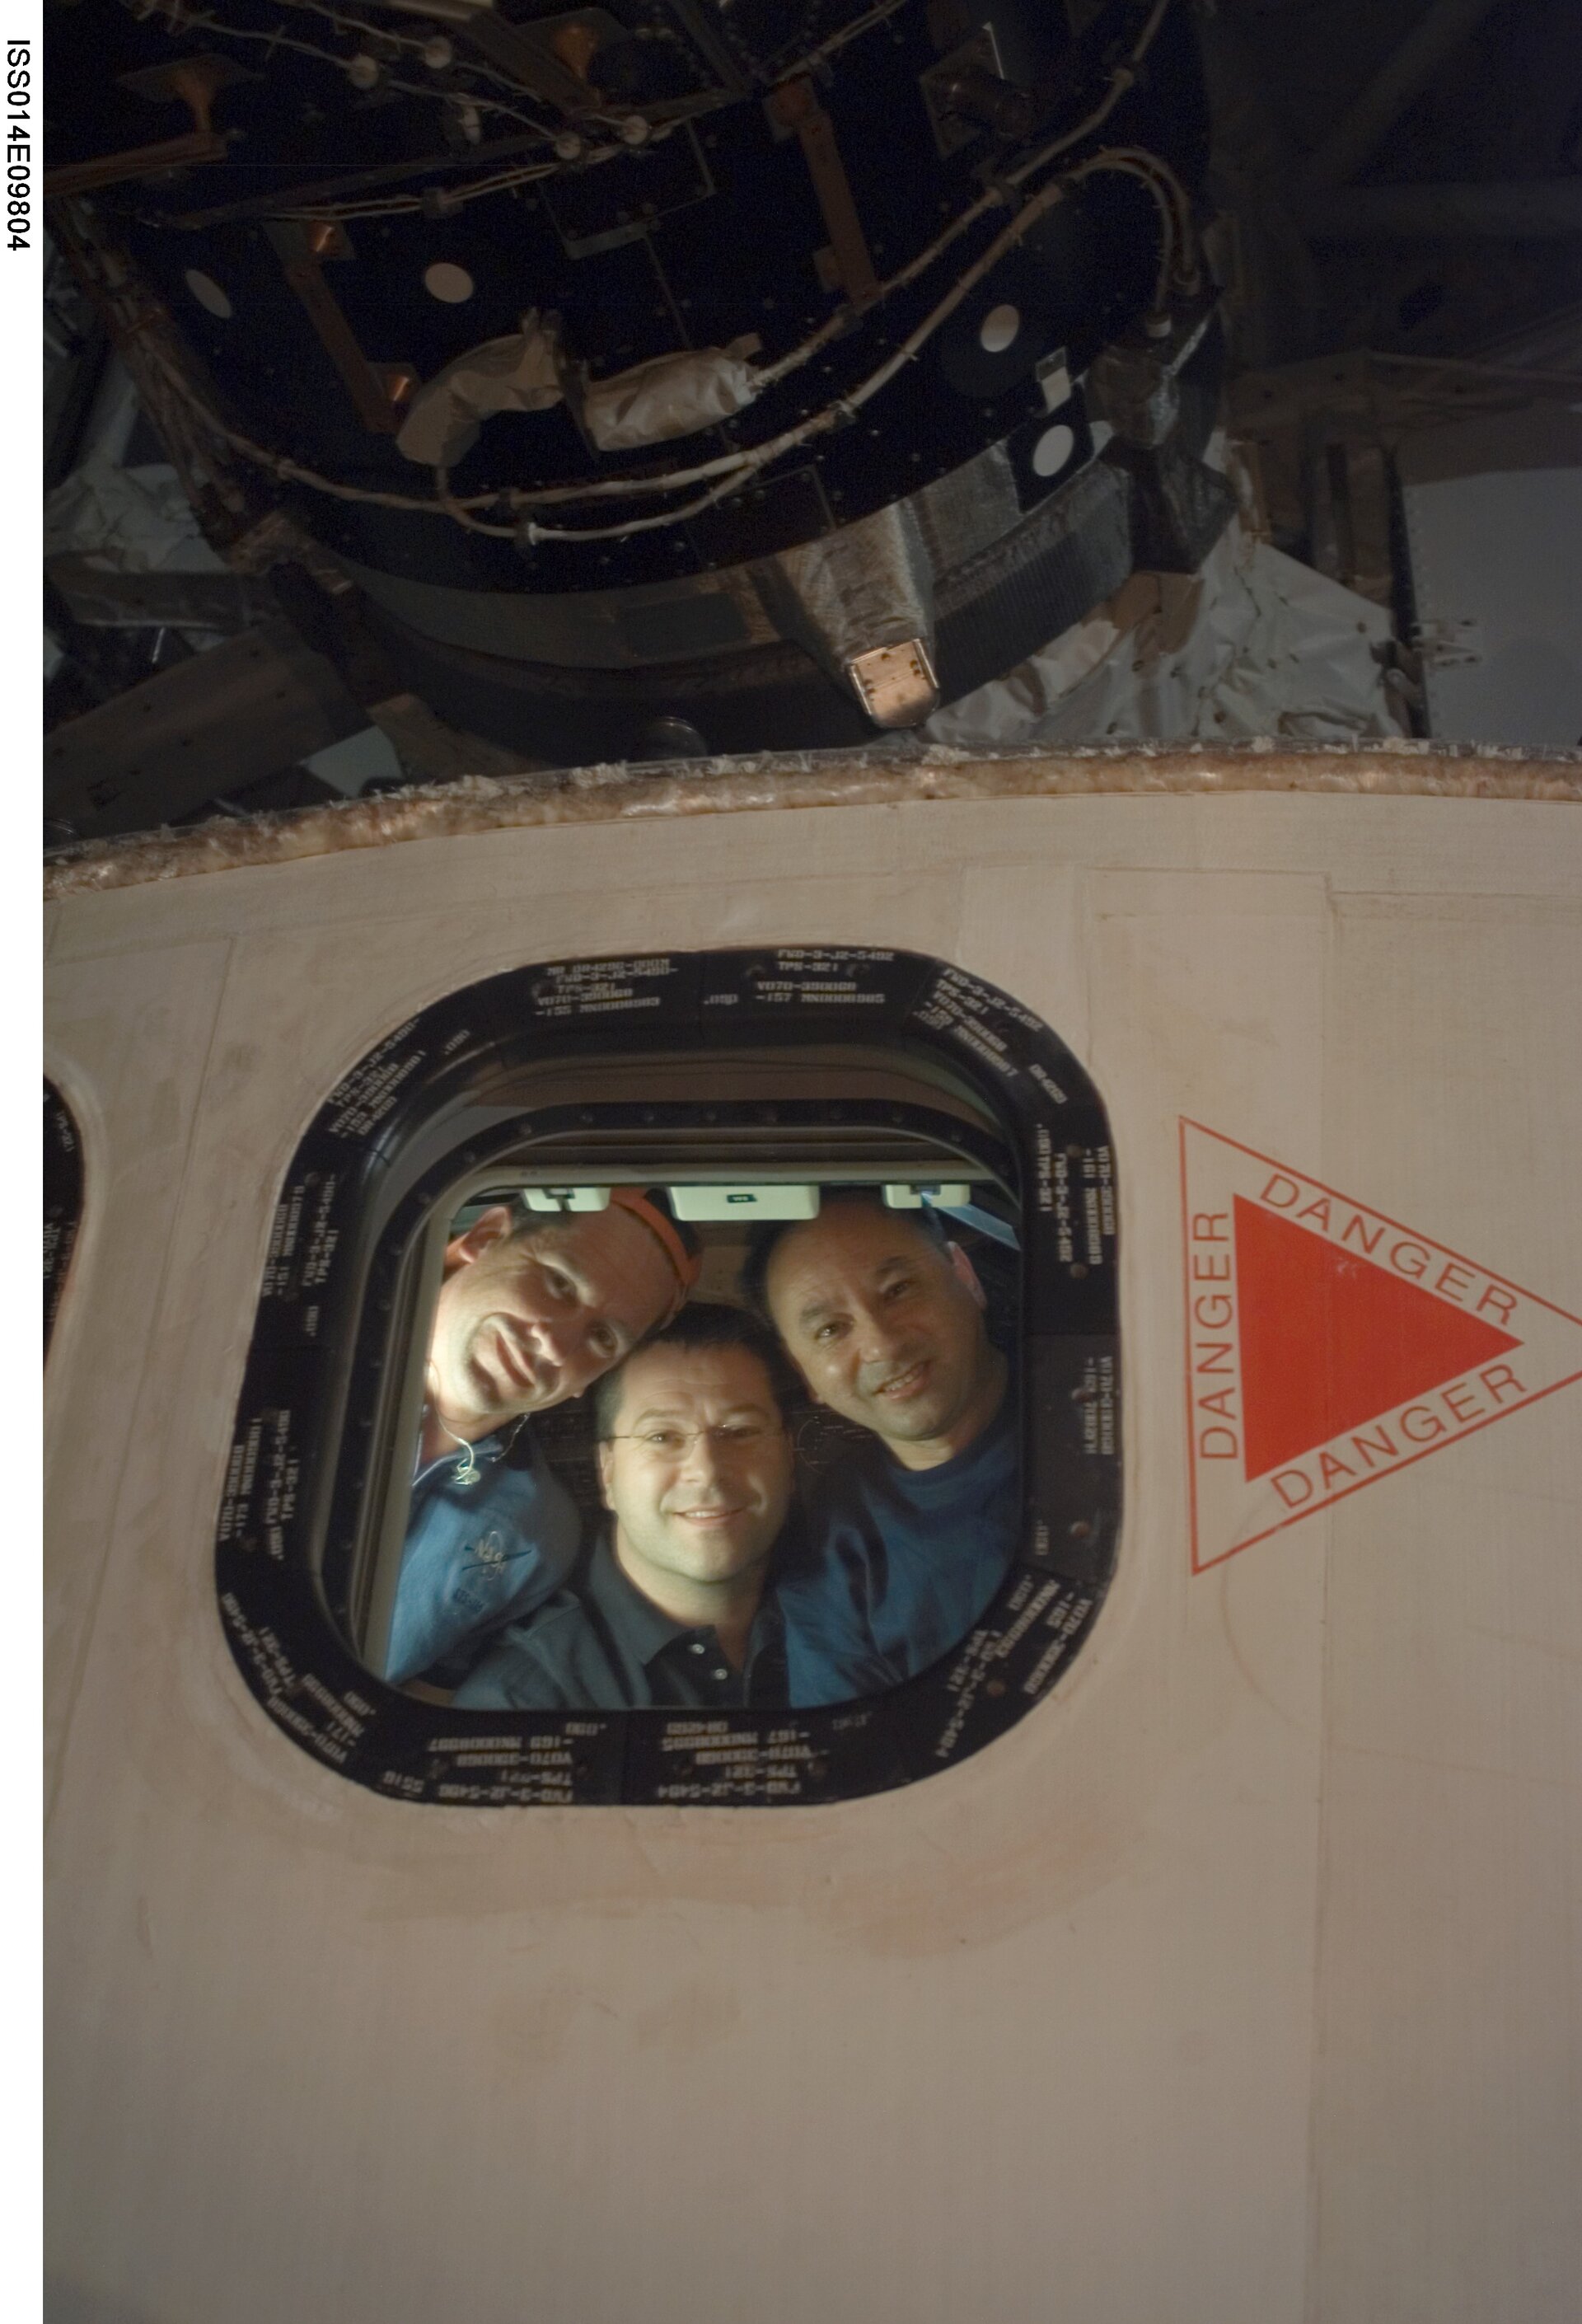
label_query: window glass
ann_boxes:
[353,1165,1023,1718]
[44,1081,84,1356]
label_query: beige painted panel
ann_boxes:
[231,868,962,1153]
[1307,898,1582,2322]
[43,796,1582,2324]
[1080,867,1332,2321]
[43,940,233,1811]
[896,792,1582,900]
[1309,1757,1580,2324]
[46,804,911,957]
[48,799,1582,970]
[957,863,1091,1061]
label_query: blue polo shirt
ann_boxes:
[381,1426,581,1687]
[779,1384,1020,1708]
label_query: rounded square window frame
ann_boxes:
[216,947,1121,1807]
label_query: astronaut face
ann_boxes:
[598,1340,793,1591]
[425,1204,676,1443]
[765,1200,1003,1469]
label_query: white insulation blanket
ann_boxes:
[927,515,1406,748]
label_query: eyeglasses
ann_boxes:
[606,1421,779,1458]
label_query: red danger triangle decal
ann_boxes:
[1181,1121,1582,1571]
[1234,1197,1523,1479]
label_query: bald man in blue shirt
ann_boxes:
[748,1193,1018,1708]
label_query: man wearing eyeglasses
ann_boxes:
[381,1189,700,1689]
[453,1303,796,1711]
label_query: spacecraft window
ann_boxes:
[182,268,232,321]
[423,262,475,306]
[1032,423,1077,478]
[352,1155,1025,1718]
[44,1080,84,1359]
[217,950,1120,1806]
[979,302,1023,354]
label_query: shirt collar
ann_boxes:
[583,1534,782,1672]
[583,1535,690,1669]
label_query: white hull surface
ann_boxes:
[45,749,1582,2324]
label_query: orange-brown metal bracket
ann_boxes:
[456,14,599,115]
[44,56,243,201]
[765,75,879,310]
[264,222,417,436]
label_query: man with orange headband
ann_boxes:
[381,1188,700,1688]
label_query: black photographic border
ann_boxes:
[215,947,1121,1808]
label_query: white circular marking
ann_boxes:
[424,261,475,304]
[979,302,1021,354]
[184,269,232,320]
[1031,421,1075,478]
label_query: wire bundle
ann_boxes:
[116,0,1196,546]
